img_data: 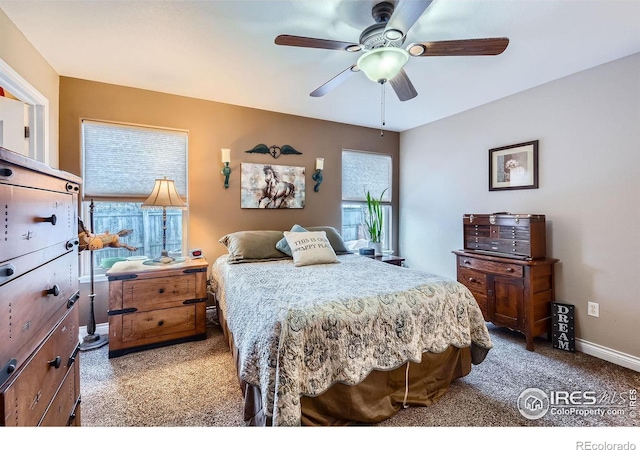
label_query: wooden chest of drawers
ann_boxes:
[107,258,208,358]
[0,147,82,426]
[463,213,546,260]
[453,250,559,351]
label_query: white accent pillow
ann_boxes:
[283,231,338,267]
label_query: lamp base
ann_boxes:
[153,249,174,264]
[153,255,175,264]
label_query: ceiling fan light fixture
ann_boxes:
[407,43,425,56]
[357,47,409,83]
[383,28,404,41]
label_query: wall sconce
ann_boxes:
[312,158,324,192]
[221,148,231,188]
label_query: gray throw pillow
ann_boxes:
[219,230,289,263]
[306,226,351,254]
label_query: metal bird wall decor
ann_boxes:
[245,144,302,159]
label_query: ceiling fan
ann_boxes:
[275,0,509,102]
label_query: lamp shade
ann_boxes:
[357,47,410,83]
[141,177,187,208]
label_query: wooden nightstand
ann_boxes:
[106,258,208,358]
[366,255,405,266]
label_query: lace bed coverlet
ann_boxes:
[210,254,492,426]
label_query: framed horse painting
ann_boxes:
[240,163,305,209]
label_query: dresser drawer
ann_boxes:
[0,183,76,263]
[458,267,488,316]
[458,256,523,277]
[38,358,79,426]
[0,251,79,372]
[0,241,79,288]
[1,305,79,426]
[458,267,487,293]
[0,158,79,199]
[121,304,197,343]
[122,274,198,311]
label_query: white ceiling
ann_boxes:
[1,0,639,132]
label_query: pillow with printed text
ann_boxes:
[283,230,338,267]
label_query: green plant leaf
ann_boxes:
[364,188,388,243]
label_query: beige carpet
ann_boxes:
[79,318,639,428]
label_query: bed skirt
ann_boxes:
[217,303,476,426]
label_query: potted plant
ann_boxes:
[364,188,388,255]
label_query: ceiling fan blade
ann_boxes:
[310,65,359,97]
[412,38,510,56]
[275,34,360,51]
[389,69,418,102]
[384,0,433,40]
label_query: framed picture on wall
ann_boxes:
[489,140,539,191]
[241,163,305,209]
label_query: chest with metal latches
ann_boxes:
[462,213,546,260]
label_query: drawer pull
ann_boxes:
[1,264,15,277]
[65,182,79,192]
[0,167,13,178]
[1,358,18,385]
[463,259,471,265]
[506,268,514,273]
[159,288,165,294]
[46,284,60,296]
[38,214,57,225]
[68,344,80,367]
[468,277,476,283]
[48,356,62,369]
[66,238,79,250]
[67,290,80,308]
[158,320,165,326]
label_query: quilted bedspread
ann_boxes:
[209,253,492,426]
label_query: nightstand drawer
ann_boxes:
[123,274,198,311]
[121,304,197,343]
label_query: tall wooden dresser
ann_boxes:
[0,147,82,426]
[454,213,559,351]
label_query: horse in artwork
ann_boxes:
[258,165,296,208]
[77,218,138,252]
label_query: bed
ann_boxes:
[209,228,492,426]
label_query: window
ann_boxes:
[81,120,188,276]
[341,149,392,252]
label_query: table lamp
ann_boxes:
[141,177,186,263]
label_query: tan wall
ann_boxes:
[0,8,59,167]
[60,77,399,325]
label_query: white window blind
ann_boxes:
[82,120,187,200]
[342,150,392,202]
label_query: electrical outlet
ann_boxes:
[588,302,599,317]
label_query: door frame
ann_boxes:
[0,57,49,164]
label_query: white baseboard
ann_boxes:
[78,322,109,341]
[576,338,640,372]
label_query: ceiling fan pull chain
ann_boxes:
[380,81,386,137]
